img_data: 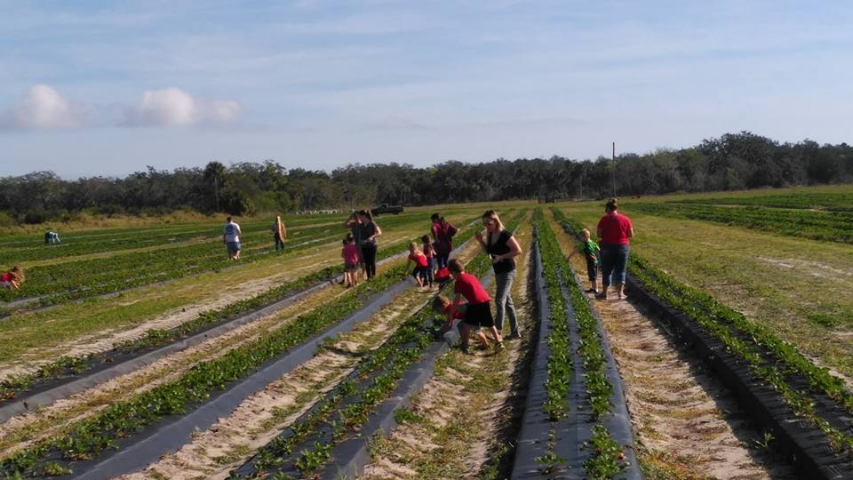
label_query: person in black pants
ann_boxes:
[357,210,381,279]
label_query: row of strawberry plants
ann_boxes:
[232,297,437,478]
[0,264,338,402]
[630,202,853,244]
[546,208,615,418]
[628,255,853,455]
[0,221,347,303]
[231,212,523,478]
[0,215,344,263]
[0,232,426,405]
[0,212,434,308]
[0,263,412,478]
[677,191,853,212]
[534,209,627,478]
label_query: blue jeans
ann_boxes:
[494,270,518,334]
[600,244,630,288]
[425,257,435,285]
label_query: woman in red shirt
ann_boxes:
[596,198,634,300]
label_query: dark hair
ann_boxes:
[421,234,430,243]
[448,258,465,274]
[226,216,232,222]
[344,233,353,244]
[605,198,618,212]
[359,210,374,222]
[431,213,440,221]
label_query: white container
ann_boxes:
[444,330,460,347]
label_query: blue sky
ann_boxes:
[1,0,851,179]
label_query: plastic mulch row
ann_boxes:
[626,274,853,480]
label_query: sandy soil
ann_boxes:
[0,278,352,457]
[1,258,332,380]
[120,286,437,480]
[593,289,797,479]
[362,225,533,479]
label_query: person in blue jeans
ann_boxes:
[596,198,634,300]
[474,209,522,339]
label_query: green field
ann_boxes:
[554,184,853,382]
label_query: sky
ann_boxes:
[1,0,852,179]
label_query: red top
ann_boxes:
[597,213,633,245]
[441,301,466,320]
[342,244,359,264]
[409,251,429,268]
[454,272,490,304]
[1,273,10,282]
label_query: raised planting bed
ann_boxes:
[512,209,640,479]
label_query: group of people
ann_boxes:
[341,209,382,287]
[219,215,288,261]
[216,198,629,358]
[568,198,634,300]
[401,214,458,288]
[430,209,522,354]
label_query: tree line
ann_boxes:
[2,131,851,224]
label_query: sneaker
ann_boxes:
[494,341,505,353]
[461,344,471,355]
[585,288,597,293]
[475,344,488,351]
[595,293,608,300]
[507,331,522,340]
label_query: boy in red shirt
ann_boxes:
[432,294,489,350]
[448,258,504,354]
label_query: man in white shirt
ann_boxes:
[223,216,242,260]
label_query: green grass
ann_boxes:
[0,208,486,368]
[554,185,853,383]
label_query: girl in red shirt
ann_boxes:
[341,235,360,288]
[404,242,431,287]
[1,266,24,290]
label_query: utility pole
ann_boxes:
[612,142,617,198]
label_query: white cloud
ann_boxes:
[122,88,241,127]
[0,84,88,130]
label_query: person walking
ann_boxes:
[474,209,522,339]
[223,216,242,260]
[596,198,634,300]
[272,215,287,251]
[358,210,381,279]
[567,228,600,295]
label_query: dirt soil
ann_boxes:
[592,288,797,479]
[120,287,437,480]
[359,236,795,479]
[361,226,534,479]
